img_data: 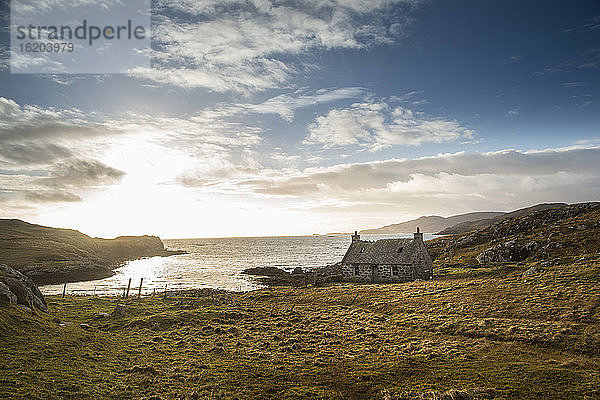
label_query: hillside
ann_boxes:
[427,202,600,266]
[1,258,599,399]
[437,203,567,235]
[360,212,504,234]
[0,219,181,285]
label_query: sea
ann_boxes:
[39,233,438,296]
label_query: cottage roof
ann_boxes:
[342,238,416,265]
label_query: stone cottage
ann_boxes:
[341,228,433,282]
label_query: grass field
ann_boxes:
[1,258,599,399]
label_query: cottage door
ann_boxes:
[371,265,378,282]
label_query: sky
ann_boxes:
[0,0,599,238]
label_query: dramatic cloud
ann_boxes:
[0,98,128,205]
[0,159,125,204]
[0,97,118,167]
[304,102,476,150]
[238,147,600,216]
[133,0,420,92]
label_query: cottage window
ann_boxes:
[354,265,360,275]
[392,266,399,276]
[397,247,403,253]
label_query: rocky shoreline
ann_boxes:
[21,248,188,286]
[242,263,344,287]
[0,219,187,285]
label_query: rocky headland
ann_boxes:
[0,219,186,285]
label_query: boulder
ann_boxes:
[0,264,47,312]
[476,240,538,264]
[0,281,17,305]
[522,266,538,277]
[111,304,127,317]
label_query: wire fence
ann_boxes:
[46,279,251,298]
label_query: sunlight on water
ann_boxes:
[40,233,437,295]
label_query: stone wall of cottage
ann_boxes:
[412,240,433,280]
[342,263,415,282]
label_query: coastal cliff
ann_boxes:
[0,219,182,285]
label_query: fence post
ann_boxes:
[62,283,66,298]
[125,278,131,299]
[349,293,359,306]
[138,278,143,299]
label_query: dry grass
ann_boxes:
[1,260,599,399]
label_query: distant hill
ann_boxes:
[427,202,600,265]
[0,219,182,285]
[360,212,505,234]
[437,203,567,234]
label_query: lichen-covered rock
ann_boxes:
[0,264,47,312]
[476,240,539,264]
[0,281,17,305]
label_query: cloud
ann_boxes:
[246,87,365,121]
[534,47,600,76]
[0,159,125,204]
[133,0,421,92]
[0,97,120,167]
[564,15,600,33]
[45,159,125,188]
[0,98,129,205]
[24,191,83,203]
[236,146,600,215]
[304,101,475,150]
[506,108,519,117]
[0,143,73,166]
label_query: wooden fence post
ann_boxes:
[349,293,359,306]
[138,278,143,299]
[62,283,66,298]
[125,278,131,299]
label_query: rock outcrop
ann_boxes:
[475,240,538,264]
[0,264,47,312]
[428,202,600,265]
[243,263,345,286]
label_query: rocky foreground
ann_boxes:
[0,219,185,285]
[0,264,47,313]
[1,257,599,399]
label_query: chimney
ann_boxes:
[351,230,360,242]
[414,226,423,241]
